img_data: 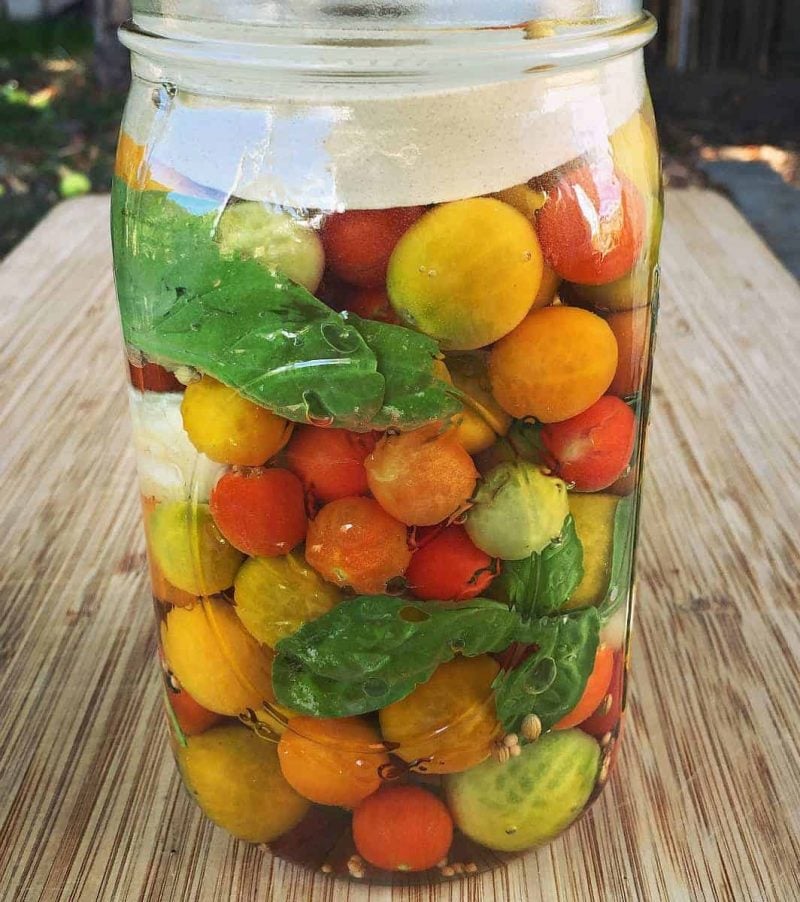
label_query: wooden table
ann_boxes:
[1,189,798,901]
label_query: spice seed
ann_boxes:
[321,864,333,875]
[503,733,519,748]
[465,862,479,874]
[521,714,542,742]
[510,744,522,758]
[436,858,448,869]
[441,866,455,878]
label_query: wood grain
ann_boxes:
[1,189,798,901]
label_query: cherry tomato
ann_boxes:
[210,467,307,557]
[365,424,478,526]
[278,716,389,808]
[581,650,624,738]
[554,644,614,730]
[129,360,184,393]
[164,670,224,736]
[305,496,411,594]
[285,426,376,504]
[322,206,426,288]
[406,525,496,601]
[607,306,651,397]
[536,163,645,286]
[352,785,453,872]
[541,395,635,492]
[344,286,402,324]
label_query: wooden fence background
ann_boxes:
[645,0,800,74]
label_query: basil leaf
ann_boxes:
[596,494,637,623]
[490,515,584,618]
[272,596,521,717]
[351,315,459,430]
[112,180,460,431]
[492,607,600,733]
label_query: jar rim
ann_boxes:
[121,11,656,90]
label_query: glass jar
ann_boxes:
[113,0,661,884]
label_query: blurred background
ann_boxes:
[1,0,798,275]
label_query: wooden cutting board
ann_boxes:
[1,188,798,901]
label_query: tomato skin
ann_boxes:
[541,395,635,492]
[581,650,624,737]
[322,206,426,288]
[352,785,453,871]
[554,644,614,730]
[536,164,645,286]
[210,467,307,557]
[344,286,402,324]
[406,525,496,601]
[129,360,184,393]
[285,426,376,504]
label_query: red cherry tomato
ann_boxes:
[129,360,183,392]
[541,395,635,492]
[165,672,224,736]
[352,785,453,872]
[536,163,645,286]
[345,286,402,324]
[285,425,376,504]
[209,467,307,556]
[554,644,615,730]
[322,206,426,288]
[406,524,496,601]
[581,649,624,737]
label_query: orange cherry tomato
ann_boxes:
[554,644,615,730]
[322,206,426,288]
[581,650,624,738]
[209,467,307,557]
[365,424,478,526]
[541,395,636,492]
[164,670,224,736]
[285,426,376,504]
[405,524,496,601]
[352,785,453,872]
[278,716,389,808]
[129,360,184,393]
[536,163,645,286]
[305,496,411,594]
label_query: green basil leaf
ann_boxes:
[112,180,460,431]
[350,315,460,430]
[596,494,637,623]
[489,515,584,618]
[492,607,600,733]
[272,596,521,717]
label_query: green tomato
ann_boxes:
[233,551,341,648]
[444,729,600,851]
[216,201,325,293]
[148,501,244,596]
[465,461,569,560]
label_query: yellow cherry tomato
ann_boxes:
[180,724,309,842]
[161,597,274,716]
[379,655,501,774]
[181,376,293,466]
[387,198,544,350]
